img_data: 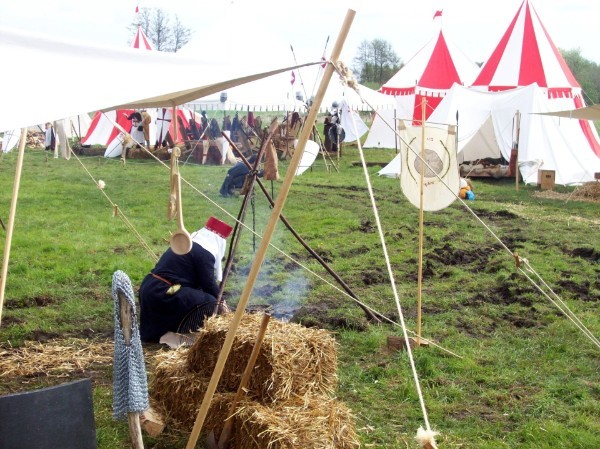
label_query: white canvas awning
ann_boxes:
[0,27,320,131]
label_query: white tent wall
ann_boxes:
[0,27,320,131]
[363,95,415,149]
[427,83,600,185]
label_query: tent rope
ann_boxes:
[67,149,158,262]
[333,60,437,443]
[346,74,600,351]
[103,112,463,361]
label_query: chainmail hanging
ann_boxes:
[112,270,149,420]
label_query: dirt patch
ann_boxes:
[557,279,598,302]
[361,267,388,285]
[4,295,59,309]
[291,303,368,331]
[475,209,521,221]
[29,329,62,342]
[429,243,499,267]
[567,247,600,263]
[357,218,375,233]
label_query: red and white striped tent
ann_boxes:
[421,0,600,185]
[471,0,600,158]
[364,28,479,149]
[130,25,153,51]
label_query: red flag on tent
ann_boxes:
[433,10,443,20]
[290,71,296,85]
[135,4,139,13]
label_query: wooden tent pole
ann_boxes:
[416,98,426,345]
[184,9,355,449]
[515,109,521,191]
[0,128,27,327]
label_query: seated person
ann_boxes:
[219,155,263,197]
[138,216,233,342]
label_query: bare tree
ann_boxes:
[129,7,192,52]
[171,16,192,53]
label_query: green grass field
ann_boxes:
[0,145,598,448]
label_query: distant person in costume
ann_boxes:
[138,216,233,343]
[127,110,145,147]
[219,155,263,197]
[141,109,152,147]
[44,122,56,152]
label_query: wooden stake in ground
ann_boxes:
[217,313,271,449]
[0,128,27,327]
[118,292,145,449]
[184,9,356,449]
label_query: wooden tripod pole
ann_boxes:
[416,98,426,345]
[184,9,355,449]
[220,131,380,322]
[0,128,27,327]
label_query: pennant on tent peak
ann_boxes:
[398,120,459,212]
[433,10,443,20]
[290,71,296,85]
[135,4,139,13]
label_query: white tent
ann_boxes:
[426,83,600,185]
[0,27,320,131]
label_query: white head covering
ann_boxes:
[191,227,227,282]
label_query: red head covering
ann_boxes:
[205,216,233,239]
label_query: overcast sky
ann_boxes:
[1,0,598,67]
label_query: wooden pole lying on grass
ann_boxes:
[184,9,356,449]
[221,131,381,323]
[0,128,27,327]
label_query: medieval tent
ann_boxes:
[470,0,600,159]
[364,27,479,148]
[425,83,600,185]
[130,25,153,51]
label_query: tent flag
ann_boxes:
[433,10,443,20]
[338,98,368,142]
[398,120,460,212]
[290,71,296,85]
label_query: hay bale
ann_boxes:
[150,349,231,430]
[186,313,338,402]
[232,395,360,449]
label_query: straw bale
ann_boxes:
[186,313,338,402]
[150,349,233,430]
[232,395,360,449]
